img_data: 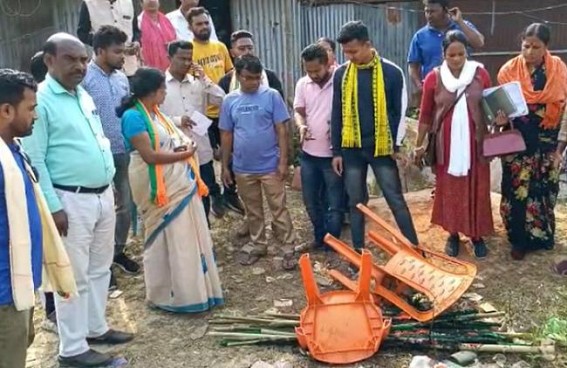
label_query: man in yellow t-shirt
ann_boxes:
[187,6,242,218]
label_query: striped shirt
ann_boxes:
[82,61,130,154]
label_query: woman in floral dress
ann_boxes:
[498,23,567,260]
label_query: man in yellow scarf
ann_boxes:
[330,21,419,250]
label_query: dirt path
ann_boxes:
[27,190,567,367]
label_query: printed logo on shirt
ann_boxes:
[195,54,223,67]
[236,104,260,114]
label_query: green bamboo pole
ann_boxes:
[210,316,299,326]
[208,331,297,342]
[223,339,262,347]
[262,312,300,320]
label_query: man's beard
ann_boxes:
[109,61,124,71]
[194,29,211,41]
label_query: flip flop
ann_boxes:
[281,245,297,270]
[237,243,267,266]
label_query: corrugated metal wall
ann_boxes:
[453,0,567,80]
[230,0,303,101]
[0,0,82,71]
[230,0,419,101]
[302,2,420,72]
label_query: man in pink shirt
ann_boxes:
[294,44,344,250]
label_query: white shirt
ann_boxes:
[161,70,225,165]
[166,8,218,42]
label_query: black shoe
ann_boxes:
[87,329,134,345]
[224,194,245,216]
[58,349,113,367]
[210,195,226,218]
[472,239,488,259]
[109,271,118,292]
[113,253,140,275]
[445,234,460,257]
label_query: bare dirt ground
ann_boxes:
[27,188,567,368]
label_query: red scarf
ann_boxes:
[140,11,176,71]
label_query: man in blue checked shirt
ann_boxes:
[408,0,484,100]
[82,25,140,289]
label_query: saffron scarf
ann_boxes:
[140,11,176,72]
[498,50,567,129]
[0,139,76,311]
[341,52,392,157]
[135,101,209,207]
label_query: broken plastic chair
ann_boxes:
[326,204,477,323]
[296,251,391,365]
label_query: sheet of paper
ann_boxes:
[482,81,528,118]
[190,111,212,137]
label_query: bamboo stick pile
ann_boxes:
[207,309,554,356]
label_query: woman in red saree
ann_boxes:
[139,0,176,71]
[415,31,504,258]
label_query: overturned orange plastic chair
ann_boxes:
[326,204,477,323]
[295,251,391,365]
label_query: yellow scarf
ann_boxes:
[341,52,392,157]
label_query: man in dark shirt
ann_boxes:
[217,30,285,219]
[0,69,41,368]
[331,21,419,250]
[29,51,60,332]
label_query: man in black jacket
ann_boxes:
[331,21,418,251]
[218,30,284,99]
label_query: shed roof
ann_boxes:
[300,0,419,6]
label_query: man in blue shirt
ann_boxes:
[331,21,419,251]
[219,55,297,270]
[407,0,484,99]
[82,25,140,288]
[22,33,133,367]
[0,69,41,368]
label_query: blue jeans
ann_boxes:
[343,149,418,249]
[300,152,344,246]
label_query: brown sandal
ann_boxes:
[237,243,267,266]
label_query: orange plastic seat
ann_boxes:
[325,204,477,323]
[295,251,391,365]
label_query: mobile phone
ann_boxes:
[189,63,198,78]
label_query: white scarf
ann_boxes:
[0,139,77,311]
[440,60,482,177]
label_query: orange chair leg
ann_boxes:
[356,250,373,302]
[356,204,417,251]
[324,234,387,286]
[367,230,400,256]
[299,254,322,306]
